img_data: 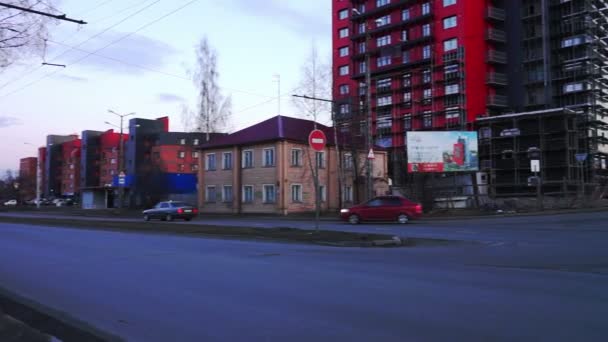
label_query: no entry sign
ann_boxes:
[309,129,326,152]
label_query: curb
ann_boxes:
[372,236,403,246]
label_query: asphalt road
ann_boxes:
[1,213,608,341]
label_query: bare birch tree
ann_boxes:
[183,36,231,141]
[0,0,58,70]
[291,42,332,124]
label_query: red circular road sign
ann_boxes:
[308,129,327,152]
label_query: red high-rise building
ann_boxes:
[332,0,506,185]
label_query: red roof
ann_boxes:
[201,115,340,149]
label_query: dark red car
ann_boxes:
[340,196,422,224]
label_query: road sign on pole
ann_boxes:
[367,148,375,160]
[530,160,540,173]
[118,171,126,187]
[308,129,326,152]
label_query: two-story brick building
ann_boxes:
[198,115,389,215]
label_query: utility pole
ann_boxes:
[364,24,374,201]
[0,2,87,24]
[107,110,135,209]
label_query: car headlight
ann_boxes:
[340,209,350,213]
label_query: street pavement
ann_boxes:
[0,211,608,341]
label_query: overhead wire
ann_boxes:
[0,0,162,93]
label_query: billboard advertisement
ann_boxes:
[406,132,478,173]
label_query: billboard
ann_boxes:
[406,132,478,173]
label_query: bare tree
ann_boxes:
[0,0,58,69]
[291,42,332,124]
[182,36,231,141]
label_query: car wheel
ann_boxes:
[348,214,360,225]
[397,214,409,224]
[166,214,173,222]
[184,218,191,222]
[144,214,150,221]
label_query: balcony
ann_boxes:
[487,50,507,64]
[487,95,509,107]
[486,28,506,43]
[442,47,464,63]
[486,72,508,86]
[486,6,506,21]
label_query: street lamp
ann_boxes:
[106,110,135,208]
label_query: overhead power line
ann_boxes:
[0,0,162,93]
[0,2,87,24]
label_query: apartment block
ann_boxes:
[198,115,389,215]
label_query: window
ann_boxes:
[242,150,253,168]
[193,139,199,145]
[359,61,367,73]
[339,84,350,95]
[263,185,276,203]
[291,148,302,166]
[316,151,326,168]
[223,152,232,170]
[358,23,366,34]
[377,55,392,67]
[402,9,410,21]
[339,46,349,57]
[376,0,390,7]
[443,0,456,6]
[192,151,199,159]
[422,69,431,83]
[339,104,350,115]
[339,27,349,38]
[423,88,432,99]
[291,184,302,202]
[377,78,391,92]
[422,2,431,15]
[444,38,458,52]
[446,108,461,119]
[343,186,353,202]
[377,35,391,47]
[343,153,353,170]
[422,24,431,37]
[402,50,410,64]
[206,153,216,171]
[403,73,412,87]
[423,112,433,128]
[318,185,327,202]
[358,42,366,53]
[339,65,349,76]
[206,186,216,203]
[111,158,116,164]
[178,151,185,159]
[404,116,412,130]
[445,84,459,95]
[562,35,588,48]
[263,148,275,167]
[443,16,457,29]
[179,138,186,145]
[422,45,431,59]
[192,164,198,171]
[401,30,408,41]
[564,82,584,93]
[377,15,391,27]
[178,164,185,172]
[445,64,459,77]
[378,95,393,106]
[338,9,348,20]
[403,92,412,102]
[222,185,233,202]
[242,185,254,203]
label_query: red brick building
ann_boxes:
[19,157,37,200]
[99,129,127,186]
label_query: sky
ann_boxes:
[0,0,332,173]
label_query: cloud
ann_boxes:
[0,116,22,128]
[49,31,179,75]
[52,74,89,82]
[223,0,330,37]
[157,93,186,103]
